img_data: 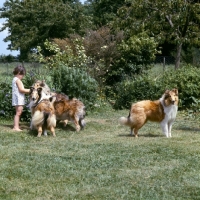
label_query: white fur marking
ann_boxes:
[160,97,178,137]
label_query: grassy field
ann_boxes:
[0,105,200,199]
[0,62,46,83]
[1,62,200,199]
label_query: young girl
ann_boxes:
[12,65,30,131]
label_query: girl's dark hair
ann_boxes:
[13,65,26,75]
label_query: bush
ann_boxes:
[114,75,161,109]
[158,65,200,110]
[114,66,200,111]
[51,64,99,109]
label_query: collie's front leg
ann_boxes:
[160,121,169,137]
[30,120,33,130]
[37,126,43,137]
[168,121,174,138]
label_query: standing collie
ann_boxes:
[119,89,178,138]
[52,95,86,132]
[30,87,57,137]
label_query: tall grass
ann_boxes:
[0,107,200,199]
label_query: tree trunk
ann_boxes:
[175,43,182,70]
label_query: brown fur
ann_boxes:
[32,80,52,96]
[29,87,57,137]
[52,95,86,132]
[31,98,57,137]
[29,85,86,132]
[120,89,178,137]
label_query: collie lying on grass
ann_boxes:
[119,89,178,138]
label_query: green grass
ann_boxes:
[0,107,200,199]
[0,62,46,83]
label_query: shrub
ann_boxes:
[114,66,200,111]
[105,32,159,86]
[114,75,161,109]
[158,65,200,110]
[51,64,99,109]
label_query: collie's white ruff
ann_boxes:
[159,95,178,137]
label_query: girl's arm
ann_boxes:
[16,79,30,94]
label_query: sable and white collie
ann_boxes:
[32,80,52,96]
[119,89,178,138]
[52,95,86,132]
[30,88,56,137]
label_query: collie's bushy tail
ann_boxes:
[47,114,56,128]
[32,111,56,128]
[32,110,45,127]
[119,116,132,127]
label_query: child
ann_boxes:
[12,65,30,131]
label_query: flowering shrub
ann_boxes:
[34,39,89,69]
[34,39,99,109]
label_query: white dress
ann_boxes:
[12,77,25,106]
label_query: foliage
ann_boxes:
[0,0,89,60]
[35,39,88,70]
[35,39,99,109]
[114,65,200,110]
[83,26,124,86]
[159,65,200,110]
[0,54,18,62]
[113,75,161,109]
[105,32,159,86]
[85,0,126,27]
[115,0,200,69]
[51,64,99,109]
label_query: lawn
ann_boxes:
[0,106,200,200]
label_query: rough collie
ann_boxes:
[31,97,57,137]
[52,95,86,132]
[119,89,178,137]
[32,80,52,96]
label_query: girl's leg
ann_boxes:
[13,105,23,131]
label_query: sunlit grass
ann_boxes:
[0,108,200,199]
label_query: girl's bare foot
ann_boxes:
[12,128,22,132]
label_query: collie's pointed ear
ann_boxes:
[30,86,34,93]
[172,88,178,95]
[37,87,42,94]
[163,89,170,99]
[164,89,170,94]
[49,96,56,104]
[40,80,46,87]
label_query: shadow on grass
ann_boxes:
[175,126,200,132]
[56,122,76,132]
[25,122,77,137]
[0,122,30,131]
[118,133,162,138]
[141,133,162,137]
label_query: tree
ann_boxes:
[115,0,200,69]
[85,0,126,27]
[0,0,89,60]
